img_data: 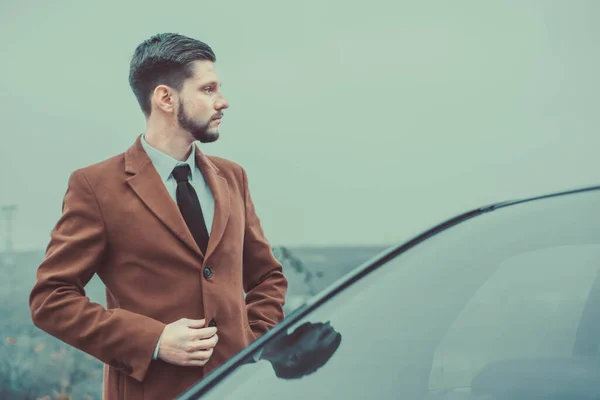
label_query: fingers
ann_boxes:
[163,318,220,367]
[187,334,219,351]
[186,359,211,367]
[191,326,218,340]
[183,318,206,329]
[184,348,214,366]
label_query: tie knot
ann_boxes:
[172,164,191,183]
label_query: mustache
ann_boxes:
[212,113,223,120]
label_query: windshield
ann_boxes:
[190,189,600,399]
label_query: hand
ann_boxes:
[157,318,218,367]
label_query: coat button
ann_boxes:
[203,266,213,279]
[208,319,217,327]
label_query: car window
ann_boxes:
[192,190,600,400]
[429,244,600,397]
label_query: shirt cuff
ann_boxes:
[153,333,163,360]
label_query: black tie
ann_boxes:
[172,164,210,254]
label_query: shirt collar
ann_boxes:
[140,134,198,182]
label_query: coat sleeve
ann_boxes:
[29,169,165,382]
[240,167,288,337]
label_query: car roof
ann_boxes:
[178,184,600,399]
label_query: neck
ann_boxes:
[144,118,195,162]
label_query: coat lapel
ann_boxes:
[195,147,230,262]
[124,135,204,259]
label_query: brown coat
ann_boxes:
[29,135,288,399]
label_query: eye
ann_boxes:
[203,87,213,94]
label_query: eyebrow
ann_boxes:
[199,80,222,88]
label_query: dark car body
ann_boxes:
[179,185,600,399]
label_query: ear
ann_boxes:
[152,85,177,113]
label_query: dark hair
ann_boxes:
[128,33,216,116]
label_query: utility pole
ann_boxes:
[0,204,17,266]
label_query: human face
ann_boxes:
[177,60,229,143]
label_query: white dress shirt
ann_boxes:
[140,134,215,234]
[140,134,215,359]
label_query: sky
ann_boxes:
[0,0,598,250]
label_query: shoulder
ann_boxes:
[204,155,255,198]
[206,155,244,171]
[68,152,126,189]
[206,155,247,180]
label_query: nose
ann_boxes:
[216,93,229,111]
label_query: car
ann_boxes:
[178,185,600,400]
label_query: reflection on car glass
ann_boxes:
[254,321,342,379]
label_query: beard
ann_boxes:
[177,102,220,143]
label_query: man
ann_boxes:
[29,33,288,400]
